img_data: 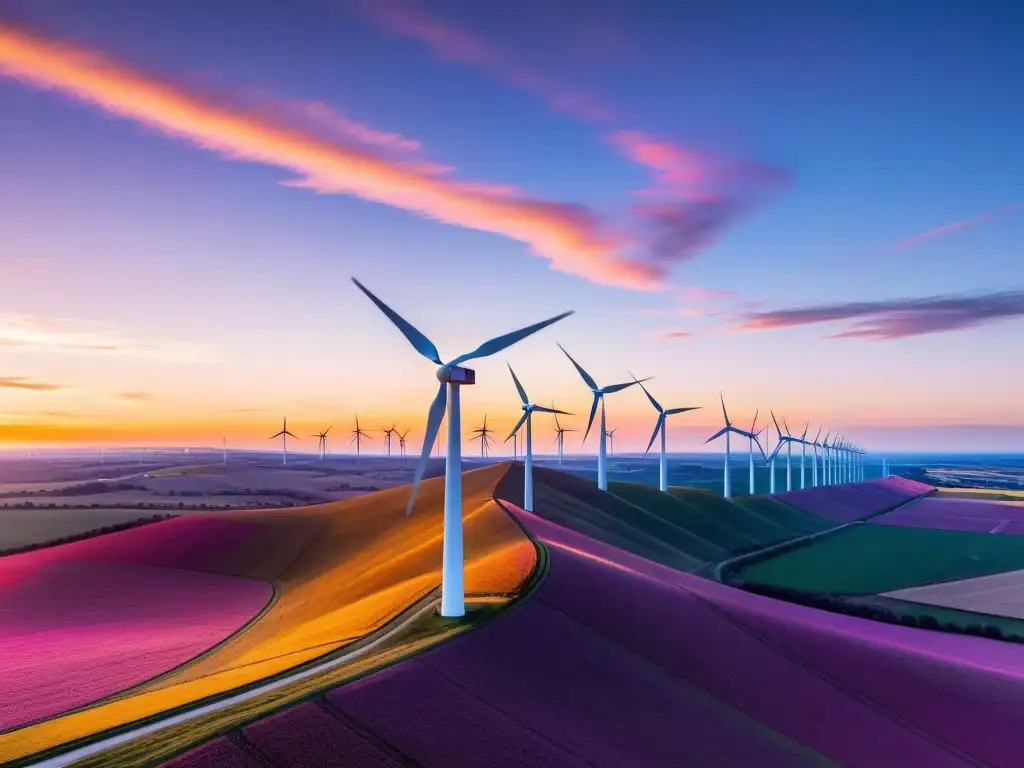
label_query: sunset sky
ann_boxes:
[2,1,1022,454]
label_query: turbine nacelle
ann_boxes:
[436,365,476,385]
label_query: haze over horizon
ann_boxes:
[2,1,1022,453]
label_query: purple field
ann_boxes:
[873,496,1024,534]
[775,477,933,523]
[164,488,1024,767]
[0,561,270,732]
[163,737,262,768]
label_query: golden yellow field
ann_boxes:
[0,463,534,763]
[937,487,1024,502]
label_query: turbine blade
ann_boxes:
[630,371,663,413]
[720,391,731,426]
[557,344,598,391]
[703,426,728,444]
[505,412,529,442]
[507,363,529,405]
[406,380,447,516]
[533,406,572,415]
[352,278,442,365]
[771,411,783,440]
[665,406,700,415]
[582,393,601,443]
[644,413,665,459]
[750,408,759,433]
[450,311,574,366]
[269,431,284,439]
[602,378,645,395]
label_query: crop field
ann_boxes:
[884,568,1024,620]
[938,487,1024,502]
[734,523,1024,594]
[874,496,1024,534]
[168,497,1024,767]
[0,561,271,732]
[0,463,536,764]
[0,507,169,550]
[773,477,933,524]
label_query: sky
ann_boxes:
[1,0,1023,454]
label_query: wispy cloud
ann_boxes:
[0,409,78,419]
[631,307,705,318]
[877,203,1024,255]
[731,289,1024,340]
[0,22,666,290]
[119,391,153,402]
[647,329,693,340]
[0,313,214,360]
[350,3,789,272]
[0,376,64,391]
[347,0,616,122]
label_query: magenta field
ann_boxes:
[775,477,933,523]
[873,496,1024,534]
[160,492,1024,768]
[0,560,270,732]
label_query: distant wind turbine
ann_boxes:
[469,415,496,459]
[747,410,765,495]
[797,422,809,489]
[398,427,411,468]
[505,364,570,513]
[312,426,333,459]
[810,426,822,487]
[552,405,576,467]
[605,428,618,457]
[269,417,298,465]
[222,438,228,465]
[353,277,571,618]
[350,414,372,466]
[704,394,760,499]
[633,375,699,493]
[381,423,398,457]
[559,344,648,491]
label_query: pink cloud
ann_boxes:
[888,203,1024,252]
[648,329,694,340]
[0,22,666,290]
[731,290,1024,340]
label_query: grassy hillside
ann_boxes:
[496,465,714,572]
[496,466,832,572]
[1,464,535,764]
[735,523,1024,594]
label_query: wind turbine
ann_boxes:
[559,344,648,492]
[552,406,575,467]
[747,411,765,494]
[222,438,228,465]
[773,414,798,492]
[469,415,496,459]
[797,422,809,490]
[605,428,618,457]
[810,427,822,487]
[704,394,760,499]
[269,418,298,465]
[353,278,571,618]
[397,428,411,468]
[505,364,570,512]
[821,432,832,486]
[381,423,398,457]
[312,426,333,459]
[349,414,372,466]
[633,375,699,493]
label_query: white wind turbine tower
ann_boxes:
[632,375,699,493]
[821,432,832,485]
[552,406,575,467]
[505,364,571,512]
[353,278,571,618]
[747,411,766,495]
[312,426,333,459]
[835,436,845,483]
[269,418,298,465]
[797,422,810,489]
[349,414,372,466]
[703,394,760,499]
[810,427,822,487]
[559,345,648,491]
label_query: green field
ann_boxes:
[735,523,1024,594]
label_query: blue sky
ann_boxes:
[1,0,1022,452]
